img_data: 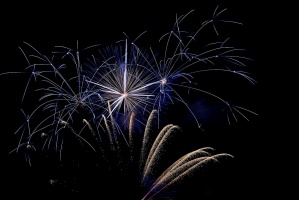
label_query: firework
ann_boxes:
[5,8,255,157]
[3,7,256,160]
[82,109,233,199]
[3,6,256,198]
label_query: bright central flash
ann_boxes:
[122,92,128,98]
[161,78,167,85]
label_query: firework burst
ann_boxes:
[3,5,256,199]
[3,6,257,162]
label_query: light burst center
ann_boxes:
[161,78,167,85]
[122,92,128,98]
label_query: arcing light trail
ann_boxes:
[2,6,257,165]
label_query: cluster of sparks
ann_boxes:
[3,6,257,199]
[90,109,233,199]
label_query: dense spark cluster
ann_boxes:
[3,6,256,198]
[3,7,256,162]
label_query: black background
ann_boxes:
[1,1,284,199]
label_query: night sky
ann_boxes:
[1,1,281,199]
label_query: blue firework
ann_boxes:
[2,6,257,165]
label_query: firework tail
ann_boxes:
[83,118,101,144]
[142,124,181,184]
[108,101,119,148]
[102,114,116,151]
[142,153,233,200]
[139,109,158,171]
[129,112,136,163]
[82,118,108,162]
[151,147,214,186]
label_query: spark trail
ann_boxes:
[2,8,256,199]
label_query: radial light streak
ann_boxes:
[1,5,258,199]
[2,6,257,168]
